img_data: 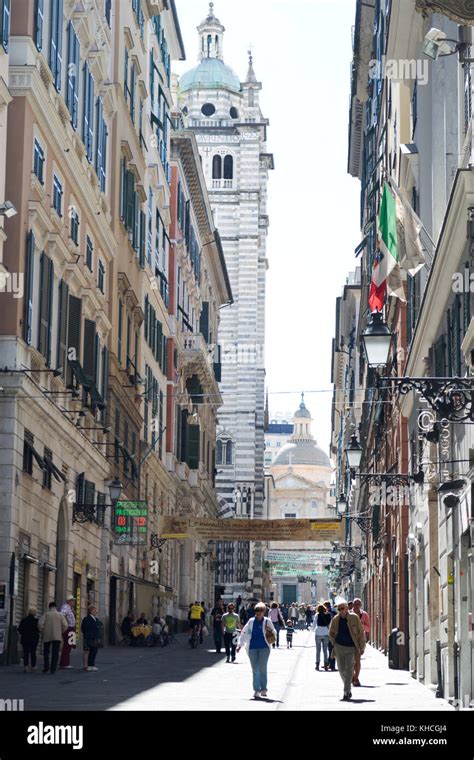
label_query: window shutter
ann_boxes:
[35,0,44,51]
[23,231,35,345]
[199,302,209,343]
[163,335,168,377]
[94,332,100,388]
[144,295,149,343]
[83,319,96,379]
[139,210,146,267]
[66,23,79,128]
[56,0,63,90]
[447,309,453,376]
[84,480,95,508]
[38,253,53,364]
[186,422,200,470]
[118,300,123,364]
[463,263,471,333]
[66,294,81,386]
[433,335,446,378]
[57,279,69,376]
[159,390,164,457]
[95,97,103,178]
[88,67,94,161]
[126,171,135,232]
[101,345,109,422]
[157,320,163,367]
[49,0,58,83]
[76,472,85,505]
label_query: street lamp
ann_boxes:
[108,478,123,502]
[337,493,347,517]
[345,435,362,471]
[362,312,394,367]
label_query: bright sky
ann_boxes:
[173,0,361,454]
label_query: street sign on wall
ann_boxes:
[113,501,148,545]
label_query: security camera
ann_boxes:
[423,28,454,60]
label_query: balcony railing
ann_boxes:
[212,179,233,189]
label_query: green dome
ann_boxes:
[180,58,241,94]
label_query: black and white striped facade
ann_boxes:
[178,5,273,596]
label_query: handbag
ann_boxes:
[86,638,99,648]
[265,620,276,646]
[202,626,209,637]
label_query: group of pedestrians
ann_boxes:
[205,596,371,702]
[18,599,101,674]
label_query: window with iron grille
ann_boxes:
[23,431,35,475]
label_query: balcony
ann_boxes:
[212,179,233,190]
[179,333,222,400]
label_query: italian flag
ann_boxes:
[369,182,402,313]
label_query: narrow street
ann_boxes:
[0,631,454,712]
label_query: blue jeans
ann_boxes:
[248,647,270,691]
[315,634,329,665]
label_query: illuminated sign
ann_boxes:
[113,501,148,545]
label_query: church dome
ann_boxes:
[273,441,331,468]
[294,400,311,419]
[180,58,241,93]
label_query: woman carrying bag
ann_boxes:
[236,602,277,699]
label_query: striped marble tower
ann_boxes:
[179,4,273,598]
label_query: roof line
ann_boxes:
[169,0,186,61]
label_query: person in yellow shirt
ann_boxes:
[188,601,204,636]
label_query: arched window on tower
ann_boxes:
[225,440,233,465]
[223,155,233,180]
[215,35,219,55]
[207,34,212,57]
[212,154,222,179]
[216,439,223,465]
[248,89,255,107]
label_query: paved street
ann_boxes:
[0,631,454,711]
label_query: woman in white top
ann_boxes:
[237,602,277,699]
[267,603,285,648]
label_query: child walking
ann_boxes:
[286,619,295,649]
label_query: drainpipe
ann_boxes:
[435,639,444,698]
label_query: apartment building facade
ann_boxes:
[0,0,230,660]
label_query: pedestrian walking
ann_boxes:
[59,595,76,668]
[18,607,39,672]
[313,603,331,670]
[268,602,285,647]
[285,619,295,648]
[237,602,276,699]
[38,602,68,674]
[352,598,371,686]
[200,601,207,644]
[289,603,298,628]
[211,599,225,653]
[222,603,240,662]
[328,600,366,701]
[305,605,313,629]
[324,600,337,671]
[81,604,101,671]
[239,604,248,626]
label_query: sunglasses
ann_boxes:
[337,607,347,611]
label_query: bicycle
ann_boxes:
[189,624,200,649]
